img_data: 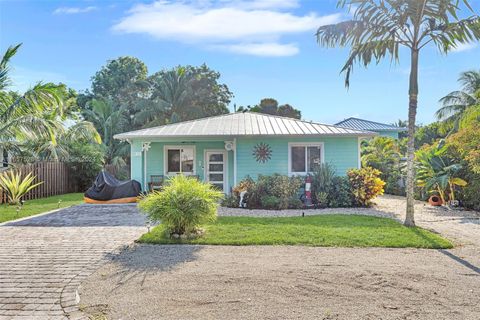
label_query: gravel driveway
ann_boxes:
[79,196,480,320]
[0,204,147,320]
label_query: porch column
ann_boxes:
[233,138,237,186]
[142,142,151,191]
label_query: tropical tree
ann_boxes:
[416,140,467,204]
[0,44,65,163]
[248,98,302,119]
[316,0,480,226]
[436,70,480,128]
[140,65,232,127]
[82,99,128,168]
[27,121,101,161]
[362,136,405,195]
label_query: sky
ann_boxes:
[1,0,479,125]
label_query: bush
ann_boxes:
[385,170,406,196]
[260,195,281,210]
[0,171,43,205]
[288,197,303,209]
[221,194,239,208]
[347,167,385,207]
[138,175,224,235]
[231,174,302,210]
[328,176,353,207]
[312,163,336,206]
[65,142,105,191]
[459,172,480,211]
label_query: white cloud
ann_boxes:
[450,42,478,53]
[229,0,300,10]
[53,6,97,15]
[112,0,340,57]
[215,42,299,56]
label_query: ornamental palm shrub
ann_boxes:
[347,167,385,207]
[138,175,223,236]
[416,140,468,204]
[312,163,337,207]
[0,171,43,205]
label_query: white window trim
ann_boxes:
[287,142,325,176]
[204,149,229,194]
[163,145,196,176]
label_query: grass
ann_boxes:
[0,193,84,223]
[139,214,453,249]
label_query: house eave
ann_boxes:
[114,132,378,141]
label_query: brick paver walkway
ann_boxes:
[0,204,147,320]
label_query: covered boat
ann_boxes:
[84,171,141,204]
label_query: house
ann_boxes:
[114,112,375,193]
[335,117,407,139]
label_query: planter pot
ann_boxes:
[428,195,443,206]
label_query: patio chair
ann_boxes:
[148,175,165,192]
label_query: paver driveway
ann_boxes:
[0,204,147,320]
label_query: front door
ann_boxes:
[205,151,226,192]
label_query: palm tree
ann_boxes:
[83,99,128,168]
[436,70,480,127]
[362,137,402,179]
[316,0,480,227]
[416,140,467,204]
[29,121,101,161]
[0,44,64,162]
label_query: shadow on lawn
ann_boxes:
[103,244,202,291]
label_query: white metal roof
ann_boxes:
[114,112,376,140]
[335,117,407,132]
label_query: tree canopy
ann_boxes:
[239,98,301,119]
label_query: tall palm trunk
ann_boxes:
[405,48,419,227]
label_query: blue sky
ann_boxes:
[1,0,479,125]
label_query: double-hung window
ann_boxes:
[165,146,195,175]
[289,143,323,175]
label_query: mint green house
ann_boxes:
[114,112,375,193]
[335,117,407,139]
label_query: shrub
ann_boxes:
[459,171,480,211]
[312,163,336,193]
[231,174,302,210]
[288,197,303,209]
[138,175,224,235]
[221,194,239,208]
[260,195,281,210]
[328,176,353,207]
[347,167,385,207]
[316,191,329,208]
[0,171,43,205]
[65,142,105,191]
[385,169,406,196]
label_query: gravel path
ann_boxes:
[79,196,480,320]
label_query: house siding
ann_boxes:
[236,136,359,181]
[130,136,360,191]
[130,139,233,191]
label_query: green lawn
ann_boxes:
[0,193,84,223]
[139,215,453,249]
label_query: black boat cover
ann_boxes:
[84,171,141,201]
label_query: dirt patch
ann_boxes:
[79,245,480,320]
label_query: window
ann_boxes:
[165,146,195,175]
[289,143,323,175]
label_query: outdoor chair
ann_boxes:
[149,175,164,192]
